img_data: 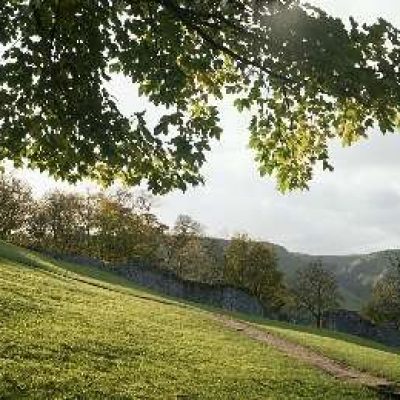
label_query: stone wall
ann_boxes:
[323,309,400,348]
[51,253,265,317]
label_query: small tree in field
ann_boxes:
[292,261,341,328]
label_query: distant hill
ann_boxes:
[274,246,400,310]
[207,238,398,310]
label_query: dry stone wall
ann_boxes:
[51,253,265,316]
[323,309,400,348]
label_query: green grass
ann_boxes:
[228,311,400,354]
[247,318,400,383]
[0,241,380,399]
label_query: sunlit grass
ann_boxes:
[0,241,378,399]
[250,320,400,383]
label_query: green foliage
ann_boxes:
[1,1,400,192]
[366,254,400,329]
[0,242,379,399]
[0,176,221,286]
[0,173,167,265]
[224,234,285,311]
[292,260,341,328]
[91,190,167,263]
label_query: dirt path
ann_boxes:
[216,315,400,397]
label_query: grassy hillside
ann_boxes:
[244,317,400,383]
[0,241,393,399]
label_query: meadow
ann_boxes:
[0,241,389,399]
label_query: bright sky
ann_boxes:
[11,1,400,255]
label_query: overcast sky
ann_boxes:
[13,1,400,255]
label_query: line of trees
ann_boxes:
[1,173,348,324]
[0,174,166,264]
[0,173,286,311]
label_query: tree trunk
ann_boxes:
[316,313,322,329]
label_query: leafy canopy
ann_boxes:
[1,0,400,192]
[224,234,284,310]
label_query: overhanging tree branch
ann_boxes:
[159,0,294,83]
